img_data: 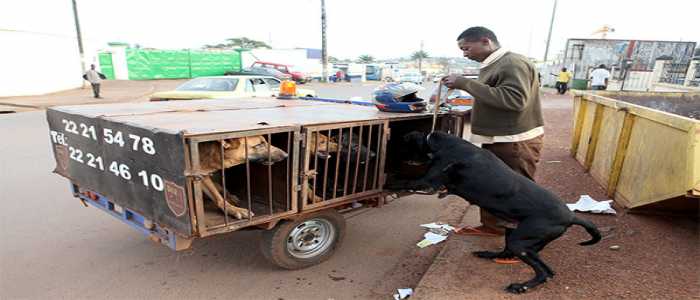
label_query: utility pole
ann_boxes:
[321,0,328,83]
[418,40,424,74]
[71,0,86,87]
[543,0,558,62]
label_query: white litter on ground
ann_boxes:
[417,232,448,248]
[420,222,455,232]
[567,195,617,214]
[393,288,413,299]
[417,222,454,248]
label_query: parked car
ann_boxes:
[252,61,311,84]
[399,71,423,85]
[225,67,291,81]
[149,75,317,101]
[430,74,478,106]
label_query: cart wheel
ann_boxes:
[260,209,345,269]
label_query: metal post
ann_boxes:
[321,0,328,83]
[543,0,558,62]
[431,82,443,132]
[419,40,424,74]
[71,0,86,88]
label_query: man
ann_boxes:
[553,67,573,94]
[442,26,544,243]
[590,64,611,90]
[83,64,105,98]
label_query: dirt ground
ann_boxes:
[415,91,700,299]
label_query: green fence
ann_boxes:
[98,53,115,80]
[118,49,242,80]
[190,50,242,77]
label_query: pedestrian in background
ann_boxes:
[442,26,544,245]
[552,67,573,94]
[590,64,611,90]
[83,64,106,98]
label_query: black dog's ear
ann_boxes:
[404,131,425,142]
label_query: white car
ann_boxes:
[149,75,317,101]
[399,72,423,85]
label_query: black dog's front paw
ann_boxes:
[505,283,529,294]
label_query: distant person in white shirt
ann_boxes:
[83,64,105,98]
[589,64,611,90]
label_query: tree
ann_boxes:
[203,37,271,50]
[357,54,374,64]
[328,56,340,63]
[411,50,429,73]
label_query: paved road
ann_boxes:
[0,83,457,300]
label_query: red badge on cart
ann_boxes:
[165,180,186,217]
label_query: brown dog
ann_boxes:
[198,136,287,219]
[308,131,339,158]
[197,133,336,218]
[306,132,341,203]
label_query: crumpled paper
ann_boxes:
[417,222,455,248]
[393,288,413,299]
[567,195,616,214]
[416,232,448,248]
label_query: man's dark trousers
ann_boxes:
[91,83,101,98]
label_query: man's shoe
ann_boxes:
[454,226,504,237]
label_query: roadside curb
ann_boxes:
[412,203,487,299]
[0,102,41,109]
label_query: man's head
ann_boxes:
[598,64,606,69]
[562,67,568,72]
[90,64,95,70]
[456,26,500,62]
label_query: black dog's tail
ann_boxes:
[571,216,601,246]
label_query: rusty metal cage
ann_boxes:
[301,120,388,211]
[187,127,301,237]
[300,113,466,211]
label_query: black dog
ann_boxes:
[384,131,601,294]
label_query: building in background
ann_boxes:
[557,38,696,89]
[1,2,83,97]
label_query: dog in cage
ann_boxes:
[198,133,339,217]
[198,135,288,219]
[309,128,378,201]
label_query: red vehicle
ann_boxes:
[252,61,310,84]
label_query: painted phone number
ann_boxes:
[64,145,165,192]
[60,118,157,155]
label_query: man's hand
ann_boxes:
[442,74,466,89]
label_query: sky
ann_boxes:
[2,0,699,61]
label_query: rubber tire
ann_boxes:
[260,209,346,270]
